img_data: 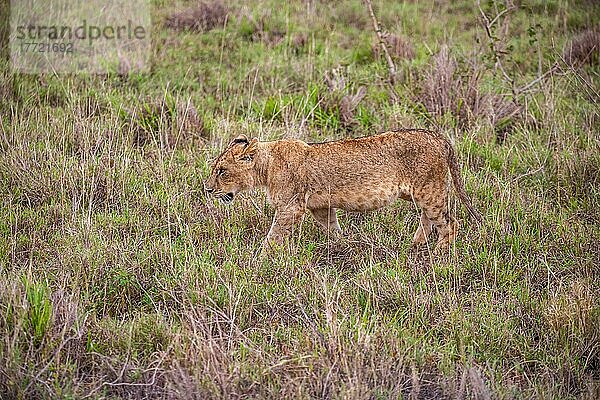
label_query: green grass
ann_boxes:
[1,0,600,398]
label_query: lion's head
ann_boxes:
[204,134,259,204]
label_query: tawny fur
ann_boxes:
[205,129,481,252]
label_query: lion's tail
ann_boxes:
[444,139,483,224]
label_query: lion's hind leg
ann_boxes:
[310,208,342,237]
[414,184,458,253]
[426,208,458,253]
[412,213,433,246]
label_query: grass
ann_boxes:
[1,0,599,398]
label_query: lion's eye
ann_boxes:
[217,168,226,177]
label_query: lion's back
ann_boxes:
[265,130,450,210]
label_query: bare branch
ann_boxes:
[517,62,559,93]
[363,0,397,86]
[476,1,585,100]
[476,0,518,100]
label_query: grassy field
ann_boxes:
[1,0,599,398]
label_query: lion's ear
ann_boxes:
[239,138,258,162]
[231,134,249,146]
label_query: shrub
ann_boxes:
[418,45,520,129]
[165,1,229,33]
[323,68,368,130]
[563,27,600,67]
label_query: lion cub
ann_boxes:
[205,129,481,252]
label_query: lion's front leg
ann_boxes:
[263,205,306,251]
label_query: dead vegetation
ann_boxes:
[1,137,116,210]
[563,27,600,67]
[165,1,229,33]
[333,2,369,30]
[372,33,416,61]
[418,46,521,130]
[323,68,368,129]
[291,32,308,54]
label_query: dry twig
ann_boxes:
[363,0,399,93]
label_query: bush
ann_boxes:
[418,45,520,129]
[165,1,229,33]
[563,27,600,67]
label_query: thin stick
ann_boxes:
[363,0,397,86]
[477,1,517,100]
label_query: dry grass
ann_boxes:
[165,1,229,33]
[333,2,370,30]
[372,34,416,61]
[126,98,208,150]
[419,46,521,129]
[291,32,308,52]
[323,68,367,129]
[563,27,600,67]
